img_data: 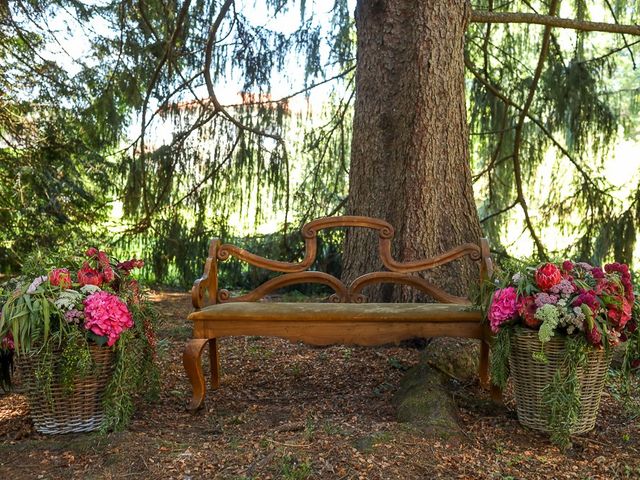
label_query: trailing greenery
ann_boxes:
[101,301,160,432]
[541,336,590,449]
[59,330,93,395]
[489,327,511,390]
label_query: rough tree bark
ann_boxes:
[343,0,483,301]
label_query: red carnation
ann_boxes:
[117,258,144,275]
[608,297,633,329]
[86,247,98,257]
[562,260,574,272]
[573,290,599,314]
[535,263,563,291]
[518,296,541,329]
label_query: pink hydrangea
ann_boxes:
[83,291,133,346]
[489,287,518,333]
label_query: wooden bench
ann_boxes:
[183,215,494,411]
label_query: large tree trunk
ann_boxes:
[344,0,483,301]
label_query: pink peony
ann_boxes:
[48,268,72,289]
[488,287,518,333]
[83,291,133,346]
[78,262,103,287]
[535,263,562,291]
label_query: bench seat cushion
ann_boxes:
[188,303,483,346]
[189,302,481,322]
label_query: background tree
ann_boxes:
[0,1,639,294]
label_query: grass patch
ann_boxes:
[278,454,313,480]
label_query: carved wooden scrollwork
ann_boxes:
[349,272,471,305]
[301,216,395,239]
[191,216,492,308]
[378,240,482,273]
[218,272,349,303]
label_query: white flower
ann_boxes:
[54,290,83,310]
[80,284,101,294]
[26,276,47,294]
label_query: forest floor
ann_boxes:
[0,289,639,479]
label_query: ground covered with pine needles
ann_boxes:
[1,290,639,479]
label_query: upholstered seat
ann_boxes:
[189,302,481,323]
[188,302,484,348]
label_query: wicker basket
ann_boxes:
[19,345,115,434]
[509,329,611,434]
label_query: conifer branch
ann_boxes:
[603,0,637,68]
[481,200,519,223]
[471,10,640,36]
[203,0,283,143]
[465,59,604,194]
[170,134,241,208]
[138,0,193,220]
[510,0,560,260]
[221,67,355,109]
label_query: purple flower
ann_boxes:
[534,292,558,308]
[575,262,594,271]
[549,279,575,296]
[64,309,83,324]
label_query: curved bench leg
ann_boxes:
[184,338,209,411]
[479,338,490,389]
[208,338,220,390]
[479,337,503,402]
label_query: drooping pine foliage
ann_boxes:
[467,1,640,265]
[0,1,639,284]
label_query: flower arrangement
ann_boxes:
[489,261,637,350]
[0,247,158,432]
[487,260,639,446]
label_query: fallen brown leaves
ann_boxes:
[0,290,638,479]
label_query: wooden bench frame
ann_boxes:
[184,215,494,411]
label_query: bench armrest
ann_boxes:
[192,239,220,309]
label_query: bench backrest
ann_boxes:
[192,215,492,308]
